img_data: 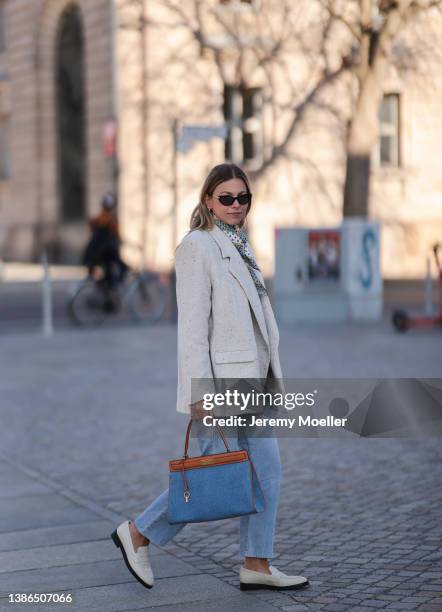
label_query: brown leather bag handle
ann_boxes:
[183,418,230,458]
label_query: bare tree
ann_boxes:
[120,0,442,220]
[329,0,442,217]
[182,1,350,202]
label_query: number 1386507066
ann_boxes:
[8,593,73,604]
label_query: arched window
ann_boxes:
[55,4,87,222]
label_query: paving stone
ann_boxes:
[355,608,389,612]
[0,540,123,574]
[402,595,436,603]
[46,574,245,611]
[378,594,403,601]
[0,554,199,597]
[0,471,51,499]
[136,594,280,611]
[0,493,75,514]
[320,605,354,612]
[421,585,442,592]
[0,507,102,533]
[386,603,424,609]
[0,520,112,552]
[0,537,167,574]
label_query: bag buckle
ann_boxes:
[184,490,190,503]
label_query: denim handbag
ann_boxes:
[168,420,265,524]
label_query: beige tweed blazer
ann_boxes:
[175,223,284,414]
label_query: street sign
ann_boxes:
[176,124,228,153]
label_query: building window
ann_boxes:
[0,115,10,179]
[55,4,87,222]
[219,0,254,5]
[376,93,400,167]
[218,0,260,11]
[224,85,263,167]
[0,1,5,53]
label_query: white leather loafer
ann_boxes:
[240,565,309,591]
[111,520,154,589]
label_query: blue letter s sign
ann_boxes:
[359,228,377,290]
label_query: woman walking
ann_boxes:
[111,163,309,592]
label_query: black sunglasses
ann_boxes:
[215,192,252,206]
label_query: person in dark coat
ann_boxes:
[82,193,128,291]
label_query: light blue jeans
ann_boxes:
[134,415,282,559]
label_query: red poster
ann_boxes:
[308,230,340,281]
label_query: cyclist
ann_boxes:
[82,193,129,292]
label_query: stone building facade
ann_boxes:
[0,0,115,263]
[0,0,441,279]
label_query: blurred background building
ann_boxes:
[0,0,114,265]
[0,0,441,279]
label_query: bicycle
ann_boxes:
[67,263,168,326]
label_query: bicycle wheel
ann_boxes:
[128,272,167,323]
[68,279,108,326]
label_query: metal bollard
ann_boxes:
[41,250,54,337]
[424,255,433,317]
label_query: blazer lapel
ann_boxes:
[209,224,270,349]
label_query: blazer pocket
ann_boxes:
[214,349,255,364]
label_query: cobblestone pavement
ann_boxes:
[0,320,441,611]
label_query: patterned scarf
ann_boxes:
[213,217,268,297]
